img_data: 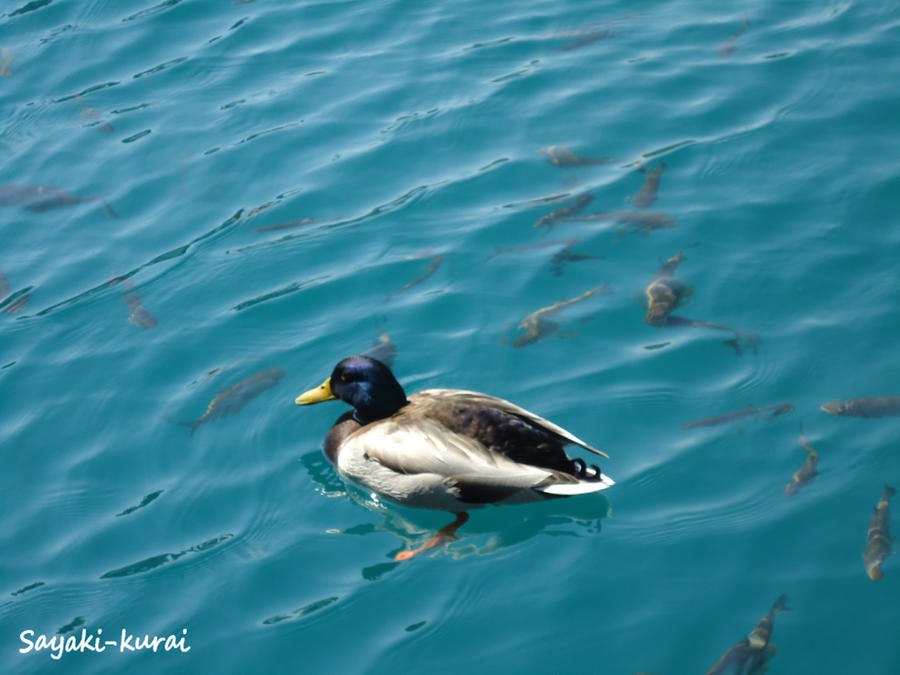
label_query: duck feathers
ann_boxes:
[334,389,613,510]
[408,389,609,459]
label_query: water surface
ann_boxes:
[3,1,900,673]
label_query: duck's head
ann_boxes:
[295,355,408,425]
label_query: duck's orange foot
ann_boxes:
[394,512,469,561]
[394,548,423,562]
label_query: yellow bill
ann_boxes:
[295,377,335,405]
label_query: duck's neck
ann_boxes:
[352,381,408,426]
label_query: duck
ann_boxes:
[295,355,614,560]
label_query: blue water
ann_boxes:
[3,1,900,673]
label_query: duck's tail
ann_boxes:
[537,471,615,495]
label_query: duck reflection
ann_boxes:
[299,449,610,574]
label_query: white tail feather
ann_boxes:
[537,474,615,495]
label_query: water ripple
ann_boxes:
[122,0,182,24]
[100,533,233,579]
[133,56,189,80]
[7,0,53,19]
[30,209,243,317]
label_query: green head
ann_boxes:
[296,356,408,425]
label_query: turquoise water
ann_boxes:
[2,0,900,672]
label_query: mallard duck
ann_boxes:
[295,355,614,559]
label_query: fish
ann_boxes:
[0,47,14,76]
[633,162,665,208]
[717,15,750,58]
[127,303,157,329]
[386,255,443,300]
[122,286,158,329]
[682,403,794,429]
[187,357,266,387]
[0,266,30,314]
[784,434,819,496]
[513,285,610,348]
[484,238,583,262]
[246,202,276,219]
[198,359,258,384]
[0,184,117,218]
[253,218,316,233]
[643,252,759,355]
[0,268,10,299]
[179,368,286,436]
[644,251,689,325]
[863,484,895,581]
[534,192,595,229]
[719,331,763,357]
[705,594,790,675]
[502,191,573,210]
[549,243,602,276]
[821,396,900,418]
[568,209,679,233]
[538,146,618,168]
[482,239,599,274]
[555,26,616,52]
[0,184,95,211]
[79,107,114,132]
[1,294,30,314]
[665,316,761,356]
[363,330,396,369]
